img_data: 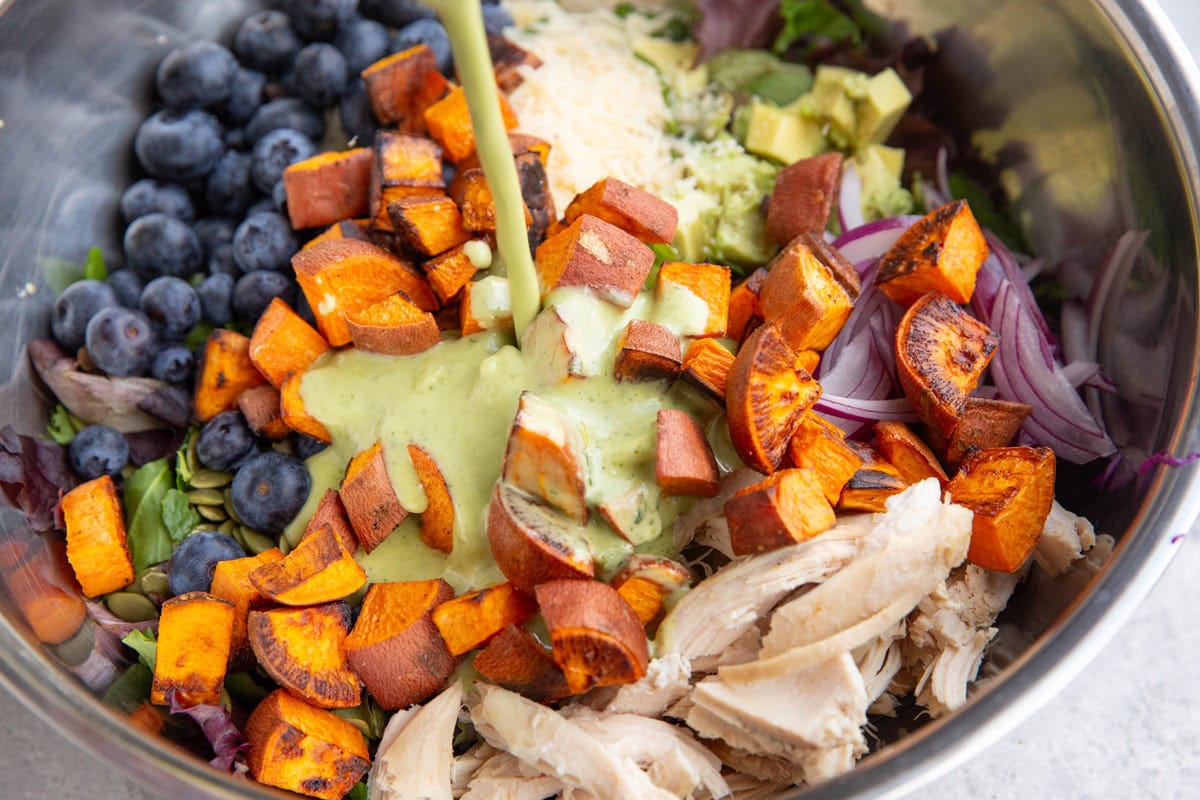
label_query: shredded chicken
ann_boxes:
[853,621,906,712]
[452,743,499,799]
[1034,500,1097,576]
[673,469,763,556]
[591,653,692,717]
[369,681,463,800]
[461,751,564,800]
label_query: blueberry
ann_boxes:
[150,343,194,384]
[245,97,325,144]
[232,211,297,273]
[140,276,201,339]
[482,4,514,34]
[223,128,247,151]
[67,425,129,480]
[123,212,203,280]
[51,280,119,351]
[287,43,348,108]
[207,244,240,277]
[134,110,225,182]
[106,270,144,309]
[294,434,328,460]
[197,273,235,325]
[358,0,434,28]
[392,19,451,75]
[231,451,311,534]
[233,270,297,321]
[335,17,390,74]
[191,217,237,258]
[196,411,256,471]
[338,79,378,144]
[156,41,238,110]
[167,531,247,596]
[85,307,157,376]
[221,67,267,126]
[272,180,289,214]
[234,10,302,73]
[120,179,195,224]
[285,0,356,42]
[205,150,257,219]
[251,128,315,194]
[246,197,277,217]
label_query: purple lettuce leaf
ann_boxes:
[693,0,782,62]
[0,426,78,531]
[167,692,250,775]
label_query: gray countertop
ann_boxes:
[2,1,1199,798]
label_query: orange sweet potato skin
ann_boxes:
[486,482,594,594]
[194,329,267,422]
[151,592,235,707]
[727,268,768,343]
[248,601,362,709]
[340,443,407,553]
[928,397,1032,468]
[249,524,367,606]
[61,475,134,598]
[534,215,655,309]
[724,469,836,556]
[304,490,358,554]
[249,298,331,389]
[238,384,291,440]
[472,624,571,703]
[562,177,678,245]
[387,194,472,257]
[408,444,454,553]
[656,409,719,498]
[345,294,441,356]
[613,320,682,384]
[535,579,649,694]
[431,581,537,656]
[766,152,843,245]
[283,147,373,230]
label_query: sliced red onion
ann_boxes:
[837,162,865,233]
[67,627,127,693]
[168,693,250,773]
[934,146,951,201]
[1085,230,1149,362]
[919,179,949,212]
[814,396,919,423]
[1060,360,1117,392]
[1059,301,1090,366]
[831,215,920,268]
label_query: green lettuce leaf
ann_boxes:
[161,488,201,543]
[121,629,158,671]
[124,458,174,571]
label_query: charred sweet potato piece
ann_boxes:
[795,349,820,375]
[407,443,455,554]
[451,167,532,233]
[293,239,438,346]
[534,215,655,308]
[613,320,682,383]
[431,582,537,656]
[837,443,908,512]
[283,147,373,230]
[280,371,331,443]
[786,413,865,503]
[460,278,513,336]
[388,194,471,257]
[896,292,999,435]
[424,84,519,163]
[237,385,290,440]
[876,199,988,306]
[766,152,843,245]
[249,298,331,389]
[656,262,731,338]
[343,579,456,709]
[596,484,655,545]
[340,442,408,552]
[535,579,649,694]
[758,235,857,352]
[472,624,570,703]
[61,476,134,598]
[151,592,235,707]
[248,601,361,709]
[250,524,367,605]
[611,554,692,627]
[519,307,589,383]
[487,482,594,593]
[302,219,374,251]
[489,34,543,92]
[656,409,719,498]
[345,293,440,356]
[515,151,556,248]
[727,267,768,343]
[0,533,86,645]
[726,323,822,474]
[194,329,267,422]
[502,392,588,523]
[929,397,1033,468]
[456,132,551,174]
[681,338,735,403]
[303,490,358,554]
[369,131,446,232]
[874,420,949,485]
[725,469,836,556]
[947,446,1056,572]
[210,548,284,668]
[562,177,678,245]
[422,241,485,303]
[361,44,449,131]
[246,688,370,800]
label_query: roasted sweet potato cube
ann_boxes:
[343,579,457,710]
[303,219,374,251]
[766,152,843,245]
[472,624,570,703]
[237,385,290,440]
[451,167,532,233]
[249,524,367,605]
[489,34,543,92]
[656,409,719,498]
[519,307,589,383]
[727,267,768,343]
[837,444,908,512]
[896,292,998,435]
[725,469,836,556]
[388,194,472,256]
[431,582,537,656]
[303,490,358,554]
[515,150,556,248]
[596,483,656,545]
[947,446,1056,572]
[339,442,407,552]
[194,329,267,422]
[795,349,820,375]
[534,214,655,309]
[151,592,235,707]
[759,236,856,352]
[562,177,678,245]
[248,601,361,709]
[61,476,134,597]
[210,548,284,668]
[456,132,551,173]
[486,482,594,593]
[874,420,949,485]
[611,554,691,627]
[502,391,588,523]
[345,293,440,356]
[726,322,822,474]
[284,148,373,230]
[929,397,1032,468]
[424,84,518,163]
[293,238,438,346]
[401,444,454,554]
[361,44,449,130]
[656,262,731,338]
[246,689,370,800]
[0,534,86,645]
[422,241,485,303]
[280,371,331,443]
[613,320,682,383]
[876,199,989,306]
[536,579,649,694]
[680,338,735,403]
[460,277,513,336]
[369,131,445,232]
[786,413,865,504]
[249,298,331,389]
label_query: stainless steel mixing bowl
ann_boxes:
[0,1,1196,798]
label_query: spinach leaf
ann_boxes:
[184,323,215,352]
[175,428,196,491]
[773,0,885,58]
[46,404,82,445]
[83,246,108,281]
[124,458,174,570]
[103,663,153,713]
[121,629,158,670]
[161,488,201,543]
[345,784,369,800]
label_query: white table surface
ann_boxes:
[2,1,1199,798]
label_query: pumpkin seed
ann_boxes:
[190,468,233,489]
[196,504,228,523]
[52,625,96,667]
[224,488,243,524]
[218,520,236,538]
[230,526,248,551]
[186,488,225,506]
[278,536,293,557]
[241,528,275,555]
[186,434,200,473]
[105,592,158,623]
[140,570,171,598]
[190,523,218,535]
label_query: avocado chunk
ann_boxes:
[857,68,912,145]
[855,144,914,221]
[744,102,826,164]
